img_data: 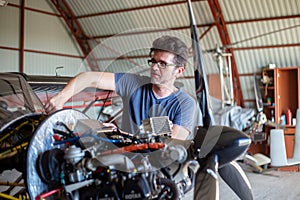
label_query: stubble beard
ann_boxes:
[151,77,160,85]
[151,71,176,86]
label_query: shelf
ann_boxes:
[260,86,275,90]
[263,104,275,108]
[248,67,300,172]
[283,125,296,128]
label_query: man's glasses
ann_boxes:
[147,59,177,69]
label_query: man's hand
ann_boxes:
[172,125,190,140]
[44,94,65,114]
[44,72,116,114]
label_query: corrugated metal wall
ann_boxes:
[0,0,84,76]
[0,0,299,108]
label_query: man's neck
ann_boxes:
[152,84,178,98]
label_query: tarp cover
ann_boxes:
[211,97,255,131]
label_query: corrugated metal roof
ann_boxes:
[77,5,191,36]
[221,0,300,20]
[55,0,300,108]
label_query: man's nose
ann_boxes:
[151,63,160,70]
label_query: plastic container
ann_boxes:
[286,109,292,126]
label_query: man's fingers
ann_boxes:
[44,102,58,114]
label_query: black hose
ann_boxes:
[157,178,180,200]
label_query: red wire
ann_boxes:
[101,142,165,155]
[35,187,63,200]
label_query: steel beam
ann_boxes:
[207,0,244,107]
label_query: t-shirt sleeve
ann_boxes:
[174,94,198,133]
[114,73,136,97]
[114,73,125,96]
[115,73,149,98]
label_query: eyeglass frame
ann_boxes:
[147,59,178,69]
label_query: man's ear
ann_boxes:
[176,66,185,76]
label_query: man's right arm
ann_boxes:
[45,71,115,114]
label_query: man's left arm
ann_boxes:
[171,125,190,140]
[171,96,198,140]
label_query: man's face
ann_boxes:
[150,51,179,85]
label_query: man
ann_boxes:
[45,35,198,140]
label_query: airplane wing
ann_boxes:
[27,75,117,109]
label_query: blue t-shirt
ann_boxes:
[114,73,197,135]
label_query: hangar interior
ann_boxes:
[0,0,300,199]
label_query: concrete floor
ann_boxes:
[220,164,300,200]
[1,163,300,199]
[183,162,300,200]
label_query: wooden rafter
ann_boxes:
[207,0,244,107]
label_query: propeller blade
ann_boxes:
[187,0,214,128]
[218,161,253,200]
[194,154,219,200]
